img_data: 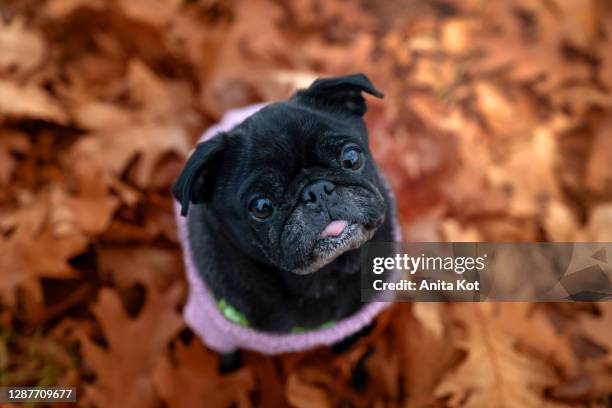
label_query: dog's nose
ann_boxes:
[301,180,336,204]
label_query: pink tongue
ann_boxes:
[319,220,349,238]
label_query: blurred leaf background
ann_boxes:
[0,0,612,406]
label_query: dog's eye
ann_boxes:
[340,145,363,170]
[249,197,274,219]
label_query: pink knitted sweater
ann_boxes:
[174,104,401,355]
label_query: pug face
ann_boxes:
[174,74,387,276]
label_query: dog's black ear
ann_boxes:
[293,73,383,116]
[172,135,226,216]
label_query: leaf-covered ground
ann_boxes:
[1,0,612,406]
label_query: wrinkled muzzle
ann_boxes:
[278,181,386,274]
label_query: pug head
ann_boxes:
[173,74,387,275]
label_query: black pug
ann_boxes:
[173,74,397,370]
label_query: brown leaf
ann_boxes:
[0,193,87,306]
[0,129,30,186]
[285,370,332,408]
[585,114,612,194]
[585,204,612,241]
[470,1,591,91]
[80,283,184,408]
[473,81,539,137]
[578,303,612,364]
[125,60,195,124]
[116,0,182,28]
[61,155,120,235]
[98,246,183,290]
[0,18,45,75]
[70,101,134,132]
[44,0,105,19]
[486,126,560,218]
[70,123,190,188]
[154,339,255,408]
[436,304,569,408]
[552,0,600,50]
[284,0,373,31]
[395,304,463,407]
[482,304,577,376]
[601,20,612,90]
[0,80,68,123]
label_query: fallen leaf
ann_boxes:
[154,339,255,408]
[0,18,45,74]
[585,204,612,241]
[80,283,184,408]
[578,303,612,364]
[285,370,332,408]
[585,114,612,194]
[470,1,591,91]
[0,192,87,306]
[61,155,120,235]
[98,246,183,290]
[486,126,560,218]
[0,80,68,123]
[125,60,195,124]
[44,0,105,19]
[0,129,30,186]
[552,0,599,51]
[436,304,569,408]
[70,123,190,188]
[395,304,464,407]
[116,0,182,28]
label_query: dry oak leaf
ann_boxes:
[59,156,120,235]
[0,195,87,306]
[470,1,590,92]
[473,81,539,137]
[0,129,30,186]
[68,60,194,131]
[436,304,569,408]
[116,0,182,28]
[0,80,68,123]
[441,18,474,55]
[70,100,134,132]
[98,246,183,290]
[441,219,483,242]
[366,348,401,403]
[578,303,612,364]
[285,0,373,31]
[600,19,612,91]
[80,283,184,408]
[44,0,105,19]
[486,126,560,218]
[153,339,255,408]
[286,370,332,408]
[479,303,577,377]
[585,204,612,242]
[551,0,600,51]
[543,200,581,242]
[198,0,287,116]
[411,57,457,94]
[0,17,45,74]
[70,123,190,188]
[125,60,195,124]
[398,304,464,407]
[162,6,230,69]
[585,114,612,194]
[298,34,376,76]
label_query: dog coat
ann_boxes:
[174,103,401,354]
